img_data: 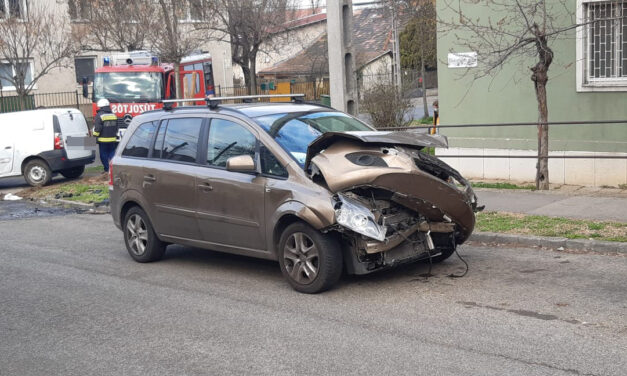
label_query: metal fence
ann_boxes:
[358,69,437,98]
[216,80,330,102]
[377,120,627,160]
[0,90,94,123]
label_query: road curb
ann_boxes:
[43,197,110,214]
[469,232,627,254]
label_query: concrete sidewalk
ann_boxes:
[476,188,627,222]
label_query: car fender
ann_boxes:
[267,199,336,257]
[116,189,154,230]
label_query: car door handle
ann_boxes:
[197,183,213,192]
[143,175,156,182]
[4,146,11,150]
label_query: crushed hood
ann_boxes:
[304,131,448,170]
[307,136,478,243]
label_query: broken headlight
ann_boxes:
[335,194,387,242]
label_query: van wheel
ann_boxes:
[278,222,343,294]
[123,207,166,263]
[24,159,52,187]
[60,166,85,179]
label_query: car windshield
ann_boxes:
[254,111,373,166]
[94,72,163,102]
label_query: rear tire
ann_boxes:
[123,206,166,263]
[23,159,52,187]
[60,165,85,179]
[278,222,343,294]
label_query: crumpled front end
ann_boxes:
[307,134,481,274]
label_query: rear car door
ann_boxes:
[55,110,92,160]
[196,117,266,251]
[140,117,205,241]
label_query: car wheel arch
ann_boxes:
[120,200,142,226]
[21,156,49,174]
[270,201,334,255]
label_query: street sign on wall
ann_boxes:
[448,52,478,68]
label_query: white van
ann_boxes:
[0,108,95,187]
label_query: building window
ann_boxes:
[74,57,95,84]
[182,0,207,22]
[579,0,627,89]
[68,0,91,21]
[0,0,27,19]
[0,61,34,91]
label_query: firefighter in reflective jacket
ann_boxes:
[93,98,119,173]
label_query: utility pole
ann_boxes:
[327,0,358,115]
[391,1,403,93]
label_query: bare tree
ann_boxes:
[77,0,159,52]
[147,0,207,99]
[80,0,211,99]
[207,0,294,95]
[0,1,81,110]
[439,0,610,190]
[400,0,436,119]
[362,77,413,128]
[309,0,323,14]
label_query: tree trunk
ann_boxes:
[18,91,27,111]
[421,59,429,119]
[249,58,257,95]
[242,64,252,95]
[531,27,553,191]
[534,78,550,190]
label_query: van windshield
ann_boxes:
[253,111,373,166]
[94,72,163,102]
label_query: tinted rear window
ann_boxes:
[161,118,203,163]
[122,121,157,158]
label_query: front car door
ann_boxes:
[196,117,266,253]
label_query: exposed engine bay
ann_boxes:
[306,131,482,274]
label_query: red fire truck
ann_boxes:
[86,51,215,137]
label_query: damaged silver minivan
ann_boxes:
[109,101,481,293]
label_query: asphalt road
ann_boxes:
[1,212,626,376]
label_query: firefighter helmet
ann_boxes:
[97,98,110,108]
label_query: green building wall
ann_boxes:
[436,0,627,153]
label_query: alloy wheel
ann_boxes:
[283,232,319,285]
[126,214,148,256]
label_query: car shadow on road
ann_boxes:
[159,244,473,291]
[162,244,281,276]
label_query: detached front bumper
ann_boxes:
[342,235,448,275]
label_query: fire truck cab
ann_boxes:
[87,51,215,139]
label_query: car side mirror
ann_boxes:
[226,155,256,173]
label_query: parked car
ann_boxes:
[0,108,95,187]
[109,100,481,293]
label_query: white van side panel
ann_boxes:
[0,108,94,180]
[0,124,15,175]
[0,110,54,178]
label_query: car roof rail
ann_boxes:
[162,94,306,110]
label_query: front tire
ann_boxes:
[123,206,166,263]
[60,165,85,179]
[23,159,52,187]
[278,222,343,294]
